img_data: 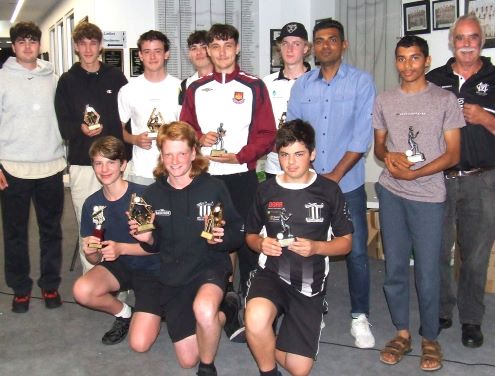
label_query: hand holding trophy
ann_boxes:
[147,108,165,139]
[210,123,227,156]
[128,193,155,234]
[276,208,294,247]
[201,202,224,240]
[405,126,425,163]
[84,104,102,131]
[88,205,106,262]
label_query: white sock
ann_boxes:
[115,303,132,319]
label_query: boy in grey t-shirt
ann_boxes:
[373,36,464,372]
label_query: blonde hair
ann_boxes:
[153,121,209,178]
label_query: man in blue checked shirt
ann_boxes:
[287,18,376,349]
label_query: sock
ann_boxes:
[260,366,278,376]
[198,361,216,373]
[115,303,132,319]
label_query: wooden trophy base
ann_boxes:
[136,223,155,234]
[88,123,101,131]
[210,149,226,157]
[88,243,103,249]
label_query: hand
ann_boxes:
[99,240,121,261]
[82,236,102,256]
[463,103,492,125]
[323,171,341,183]
[209,153,239,164]
[200,131,219,147]
[128,214,155,244]
[80,123,103,137]
[134,132,153,150]
[384,151,414,169]
[384,155,417,180]
[0,170,8,190]
[260,237,283,257]
[288,237,316,257]
[207,225,225,244]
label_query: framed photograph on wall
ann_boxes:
[403,1,431,35]
[465,0,495,48]
[433,0,459,30]
[270,29,282,73]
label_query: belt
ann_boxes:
[444,166,495,179]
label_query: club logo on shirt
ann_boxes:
[197,201,214,221]
[476,82,489,96]
[106,89,113,94]
[155,209,171,216]
[202,87,213,92]
[233,91,245,104]
[305,203,324,223]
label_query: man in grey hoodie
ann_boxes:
[0,22,66,313]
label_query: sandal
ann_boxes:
[420,340,443,372]
[379,335,412,365]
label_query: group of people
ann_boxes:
[0,12,494,376]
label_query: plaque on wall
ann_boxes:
[130,48,144,77]
[102,49,123,72]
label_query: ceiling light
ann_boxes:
[10,0,25,24]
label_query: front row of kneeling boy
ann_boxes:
[74,34,461,375]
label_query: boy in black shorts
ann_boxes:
[244,119,353,376]
[73,136,160,346]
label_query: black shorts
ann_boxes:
[246,268,325,360]
[99,259,133,291]
[132,272,163,316]
[161,262,230,343]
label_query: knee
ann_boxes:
[177,354,198,369]
[193,298,217,326]
[245,304,272,335]
[72,278,93,306]
[286,362,313,376]
[128,336,152,353]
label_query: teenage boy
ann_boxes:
[55,21,128,274]
[287,19,376,348]
[373,36,464,372]
[73,136,159,345]
[180,23,276,304]
[244,119,353,376]
[0,21,65,313]
[263,22,311,178]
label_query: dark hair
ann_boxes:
[187,30,208,48]
[207,24,239,44]
[395,35,429,57]
[89,136,126,162]
[154,121,209,178]
[276,119,315,153]
[10,22,41,43]
[313,19,345,41]
[137,30,170,52]
[73,22,102,43]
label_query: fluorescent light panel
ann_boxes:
[10,0,25,24]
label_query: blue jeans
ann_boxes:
[377,184,444,340]
[439,169,495,325]
[344,184,369,316]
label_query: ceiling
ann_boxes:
[0,0,60,24]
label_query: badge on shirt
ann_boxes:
[233,91,245,104]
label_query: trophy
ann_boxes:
[84,105,101,131]
[147,108,165,139]
[276,208,295,247]
[128,193,155,234]
[278,112,287,129]
[88,205,106,249]
[210,123,227,156]
[405,126,425,163]
[201,202,224,240]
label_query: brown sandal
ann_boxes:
[420,340,443,372]
[379,335,412,365]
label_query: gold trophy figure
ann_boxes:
[276,208,295,247]
[278,112,287,129]
[84,105,102,131]
[210,123,227,156]
[405,126,425,163]
[147,108,165,139]
[201,202,224,240]
[128,193,155,234]
[89,205,106,249]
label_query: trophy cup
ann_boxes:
[84,105,101,131]
[201,202,224,240]
[210,123,227,157]
[405,126,425,163]
[88,205,106,249]
[276,208,295,247]
[147,108,165,139]
[128,193,155,234]
[278,112,287,129]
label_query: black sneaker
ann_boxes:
[101,316,131,345]
[197,363,217,376]
[12,294,30,313]
[222,291,246,343]
[42,289,62,309]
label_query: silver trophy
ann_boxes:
[276,208,294,247]
[147,108,165,139]
[405,126,425,163]
[84,105,101,131]
[210,123,227,156]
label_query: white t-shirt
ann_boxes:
[118,74,181,178]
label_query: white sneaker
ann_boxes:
[350,314,375,348]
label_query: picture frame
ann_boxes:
[270,29,282,73]
[403,1,431,35]
[433,0,459,30]
[102,49,123,72]
[465,0,495,48]
[129,48,144,77]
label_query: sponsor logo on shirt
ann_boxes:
[202,87,213,92]
[305,203,324,223]
[396,112,426,116]
[476,82,489,96]
[155,209,171,216]
[233,91,245,104]
[106,89,113,94]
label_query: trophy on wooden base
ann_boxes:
[128,193,155,234]
[84,105,101,131]
[210,123,227,157]
[201,202,224,240]
[276,208,294,247]
[147,108,165,139]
